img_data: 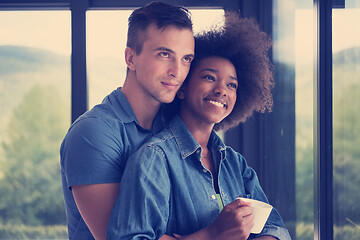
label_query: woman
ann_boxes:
[107,12,291,240]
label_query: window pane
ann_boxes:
[273,0,314,239]
[86,9,224,109]
[294,7,315,240]
[86,10,132,109]
[0,11,70,239]
[333,2,360,239]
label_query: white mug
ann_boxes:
[238,198,273,234]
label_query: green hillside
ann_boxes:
[0,45,71,143]
[0,45,68,75]
[333,46,360,66]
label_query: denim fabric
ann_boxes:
[107,114,291,240]
[60,88,165,240]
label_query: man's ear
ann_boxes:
[125,47,136,71]
[177,85,186,99]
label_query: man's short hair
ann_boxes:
[127,1,193,55]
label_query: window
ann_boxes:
[273,1,314,238]
[86,10,131,108]
[0,11,70,238]
[332,1,360,239]
[0,1,353,239]
[225,1,314,239]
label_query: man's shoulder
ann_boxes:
[73,88,136,127]
[62,105,130,153]
[67,113,118,141]
[145,127,175,148]
[70,96,132,132]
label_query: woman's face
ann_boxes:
[179,56,238,127]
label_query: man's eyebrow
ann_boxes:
[153,47,174,53]
[185,53,195,59]
[154,47,194,58]
[200,68,238,81]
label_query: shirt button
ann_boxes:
[211,195,216,200]
[196,149,200,154]
[202,169,207,173]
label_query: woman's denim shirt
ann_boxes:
[107,115,291,240]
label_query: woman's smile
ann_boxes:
[204,98,227,109]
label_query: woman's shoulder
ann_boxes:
[223,145,247,165]
[224,145,242,155]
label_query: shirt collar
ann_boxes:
[169,115,201,159]
[169,114,226,160]
[104,88,164,133]
[103,87,136,124]
[209,130,226,152]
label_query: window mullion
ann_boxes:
[313,0,333,239]
[71,0,88,122]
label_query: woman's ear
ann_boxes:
[125,47,136,71]
[177,85,186,99]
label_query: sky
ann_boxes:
[0,11,71,55]
[0,9,224,57]
[0,8,359,57]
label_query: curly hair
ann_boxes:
[163,11,274,132]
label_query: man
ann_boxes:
[60,2,195,239]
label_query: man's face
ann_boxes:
[130,23,195,104]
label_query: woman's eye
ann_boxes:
[203,75,215,81]
[228,82,238,89]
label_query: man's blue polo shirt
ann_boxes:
[60,87,165,240]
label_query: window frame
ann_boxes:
[0,0,336,239]
[313,0,334,239]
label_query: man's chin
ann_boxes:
[158,94,177,104]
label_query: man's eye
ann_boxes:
[159,52,170,58]
[183,56,193,63]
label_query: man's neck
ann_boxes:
[121,82,160,130]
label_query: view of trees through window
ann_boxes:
[0,3,359,239]
[0,11,71,238]
[332,5,360,240]
[274,0,360,239]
